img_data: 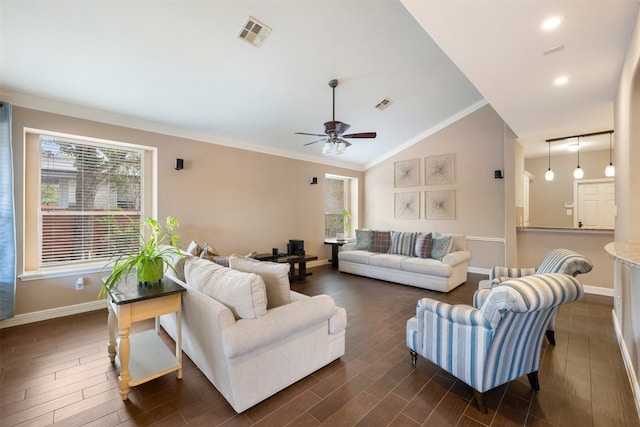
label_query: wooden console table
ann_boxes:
[106,276,186,400]
[275,254,318,282]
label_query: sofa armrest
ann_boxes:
[489,266,536,280]
[341,243,356,251]
[442,250,471,266]
[417,298,488,327]
[222,295,339,358]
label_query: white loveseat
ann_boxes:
[338,231,471,293]
[159,251,347,413]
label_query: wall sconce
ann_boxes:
[175,158,184,170]
[573,137,584,179]
[605,132,615,177]
[545,140,554,181]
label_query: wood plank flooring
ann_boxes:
[1,266,638,426]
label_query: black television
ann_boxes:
[287,239,304,256]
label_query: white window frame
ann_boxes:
[21,128,157,280]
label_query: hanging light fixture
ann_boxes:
[605,131,615,177]
[322,141,333,155]
[573,137,584,179]
[545,140,555,181]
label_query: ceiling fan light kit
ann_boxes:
[296,79,377,155]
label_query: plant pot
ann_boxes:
[137,258,164,286]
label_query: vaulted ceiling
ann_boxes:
[1,0,637,169]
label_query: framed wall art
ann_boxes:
[425,153,455,185]
[394,158,420,187]
[394,192,420,219]
[425,189,456,220]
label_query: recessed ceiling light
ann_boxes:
[542,16,563,31]
[554,75,569,86]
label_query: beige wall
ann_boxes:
[517,229,614,290]
[613,5,640,405]
[11,107,363,314]
[526,150,611,227]
[363,104,508,270]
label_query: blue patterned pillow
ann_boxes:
[389,231,417,256]
[354,229,372,250]
[430,234,452,260]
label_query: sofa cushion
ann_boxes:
[185,257,267,320]
[431,234,453,260]
[401,257,452,277]
[370,230,391,253]
[339,250,376,264]
[354,229,372,250]
[389,231,417,256]
[186,240,202,256]
[414,232,433,258]
[369,253,408,269]
[229,255,291,309]
[163,250,193,282]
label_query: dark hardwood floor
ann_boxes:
[1,266,638,426]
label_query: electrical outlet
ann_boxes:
[75,277,84,291]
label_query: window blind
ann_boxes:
[39,136,143,267]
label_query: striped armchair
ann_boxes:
[406,273,584,413]
[476,248,592,345]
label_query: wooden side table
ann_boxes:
[324,239,350,268]
[106,276,186,400]
[276,254,318,282]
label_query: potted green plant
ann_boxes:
[342,210,352,237]
[99,216,180,298]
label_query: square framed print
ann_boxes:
[395,192,420,219]
[425,153,455,185]
[425,189,455,220]
[394,158,420,187]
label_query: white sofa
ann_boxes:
[159,251,347,413]
[338,231,471,293]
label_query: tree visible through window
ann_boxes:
[39,136,142,267]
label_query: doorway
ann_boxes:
[574,179,615,229]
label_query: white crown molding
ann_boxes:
[0,89,365,171]
[364,99,489,170]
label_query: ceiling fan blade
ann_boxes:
[303,138,326,146]
[343,132,377,139]
[295,132,326,137]
[324,121,351,135]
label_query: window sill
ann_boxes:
[19,263,111,282]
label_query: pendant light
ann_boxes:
[573,137,584,179]
[605,132,615,177]
[545,140,555,181]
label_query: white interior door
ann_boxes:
[576,180,615,229]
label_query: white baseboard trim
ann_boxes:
[583,285,614,297]
[0,300,107,329]
[612,310,640,420]
[468,266,490,275]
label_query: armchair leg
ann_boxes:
[410,350,417,367]
[545,330,556,345]
[527,371,540,391]
[473,389,488,414]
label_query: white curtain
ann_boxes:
[0,102,15,320]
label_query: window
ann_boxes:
[23,129,155,274]
[324,174,358,239]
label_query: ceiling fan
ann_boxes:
[296,79,377,155]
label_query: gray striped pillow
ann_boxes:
[389,231,417,256]
[414,232,432,258]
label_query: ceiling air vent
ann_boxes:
[375,98,392,111]
[238,16,271,47]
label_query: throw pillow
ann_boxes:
[186,240,202,257]
[370,230,391,253]
[229,255,291,309]
[354,229,372,251]
[389,231,417,256]
[200,243,220,261]
[431,234,453,260]
[184,257,267,320]
[414,232,433,258]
